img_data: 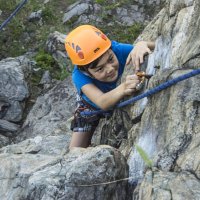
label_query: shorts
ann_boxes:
[70,95,103,133]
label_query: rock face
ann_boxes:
[0,56,32,147]
[0,57,30,122]
[0,0,200,199]
[46,31,70,71]
[16,77,76,142]
[63,0,165,26]
[0,146,128,200]
[98,0,200,199]
[135,170,200,200]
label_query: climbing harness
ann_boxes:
[0,0,28,31]
[70,94,112,132]
[80,68,200,116]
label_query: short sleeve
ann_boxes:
[72,66,93,94]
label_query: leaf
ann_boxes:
[135,144,153,168]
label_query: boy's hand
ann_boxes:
[123,74,140,96]
[126,41,153,72]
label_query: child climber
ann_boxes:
[65,24,155,149]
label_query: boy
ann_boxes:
[65,24,155,149]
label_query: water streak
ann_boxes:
[128,130,157,184]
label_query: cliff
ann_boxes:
[0,0,199,199]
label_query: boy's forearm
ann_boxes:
[94,84,125,110]
[82,83,126,110]
[82,74,139,110]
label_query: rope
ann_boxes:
[81,68,200,116]
[0,0,28,31]
[65,176,135,187]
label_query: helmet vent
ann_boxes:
[95,31,101,36]
[77,51,84,59]
[94,47,100,53]
[72,43,75,49]
[101,34,107,41]
[76,45,81,53]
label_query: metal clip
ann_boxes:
[136,71,153,79]
[135,71,153,91]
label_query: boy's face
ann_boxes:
[87,49,119,82]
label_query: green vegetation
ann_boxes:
[0,0,143,81]
[0,0,70,80]
[101,23,144,44]
[42,7,57,23]
[135,144,153,168]
[34,50,69,80]
[93,1,144,43]
[59,65,70,81]
[0,0,67,59]
[0,0,19,11]
[95,0,106,4]
[95,0,131,9]
[35,50,55,71]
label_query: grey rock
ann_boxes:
[28,10,42,22]
[63,2,91,23]
[0,97,10,119]
[0,146,128,200]
[39,70,52,85]
[96,0,200,198]
[62,0,164,27]
[0,119,19,133]
[0,135,10,148]
[136,170,200,200]
[0,57,31,122]
[45,31,69,70]
[1,0,200,199]
[16,76,76,142]
[0,135,70,155]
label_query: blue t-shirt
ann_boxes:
[72,40,133,109]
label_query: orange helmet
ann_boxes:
[65,25,111,66]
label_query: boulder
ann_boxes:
[0,146,128,200]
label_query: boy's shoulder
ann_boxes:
[72,66,89,78]
[111,40,133,49]
[72,66,93,83]
[111,40,133,54]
